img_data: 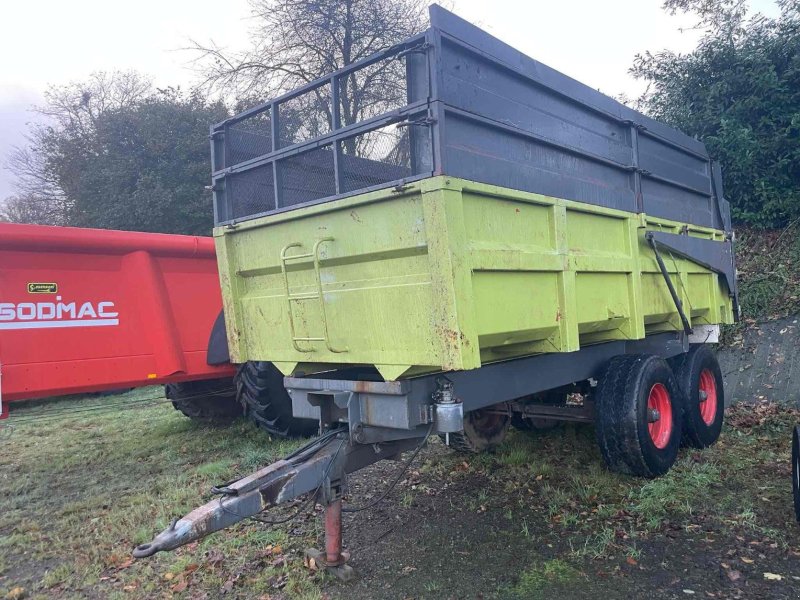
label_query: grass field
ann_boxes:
[1,389,800,599]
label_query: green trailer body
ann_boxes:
[215,176,734,381]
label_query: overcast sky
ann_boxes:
[0,0,780,200]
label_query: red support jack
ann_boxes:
[305,496,354,581]
[325,499,345,566]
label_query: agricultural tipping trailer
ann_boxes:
[0,222,235,419]
[135,6,738,577]
[0,223,312,433]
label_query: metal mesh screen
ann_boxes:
[278,84,332,148]
[226,110,273,167]
[277,145,337,207]
[213,37,432,223]
[339,124,414,193]
[227,163,275,219]
[338,56,408,126]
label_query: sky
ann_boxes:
[0,0,781,200]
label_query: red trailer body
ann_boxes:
[0,223,235,417]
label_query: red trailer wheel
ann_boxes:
[595,355,683,478]
[670,345,724,448]
[166,378,241,421]
[698,369,718,425]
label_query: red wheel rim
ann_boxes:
[698,368,718,426]
[647,383,673,449]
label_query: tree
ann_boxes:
[4,71,153,228]
[64,90,228,234]
[0,193,69,225]
[5,73,228,234]
[190,0,428,127]
[631,0,800,227]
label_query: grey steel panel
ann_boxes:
[444,111,636,212]
[646,230,737,299]
[434,21,716,226]
[428,5,707,157]
[637,134,710,193]
[438,42,633,164]
[640,177,713,227]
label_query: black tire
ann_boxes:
[236,361,318,438]
[669,344,724,448]
[166,378,241,421]
[443,407,511,453]
[793,425,800,524]
[595,354,683,478]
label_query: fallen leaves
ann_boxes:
[763,572,783,581]
[170,577,188,593]
[304,555,319,572]
[105,553,134,570]
[4,587,25,600]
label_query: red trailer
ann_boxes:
[0,223,236,418]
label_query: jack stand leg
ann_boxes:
[305,499,354,581]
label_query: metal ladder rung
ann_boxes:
[282,252,315,261]
[280,238,347,354]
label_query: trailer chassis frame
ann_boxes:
[135,332,699,577]
[286,332,689,444]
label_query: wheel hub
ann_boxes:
[698,369,718,426]
[646,383,673,449]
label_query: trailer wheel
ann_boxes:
[669,344,724,448]
[443,408,511,453]
[595,355,683,478]
[236,361,318,438]
[166,378,241,421]
[793,426,800,523]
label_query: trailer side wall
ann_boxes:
[216,177,733,381]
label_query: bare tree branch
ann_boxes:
[188,0,428,123]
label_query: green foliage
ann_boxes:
[4,73,228,235]
[58,89,227,234]
[632,1,800,227]
[734,225,800,318]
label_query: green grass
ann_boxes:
[632,459,722,530]
[1,390,798,599]
[503,559,583,599]
[0,388,314,599]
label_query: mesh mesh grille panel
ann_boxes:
[340,125,413,193]
[226,111,273,167]
[278,145,337,207]
[227,163,275,219]
[213,41,431,223]
[278,84,332,148]
[338,56,408,126]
